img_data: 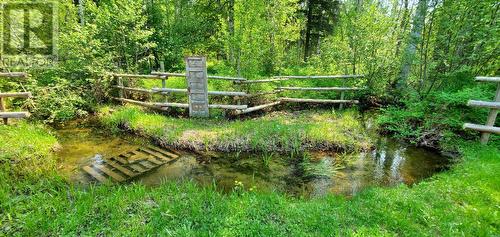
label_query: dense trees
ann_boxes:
[0,0,497,123]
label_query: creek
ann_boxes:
[54,119,450,197]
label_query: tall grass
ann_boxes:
[0,122,58,179]
[1,141,498,236]
[99,105,372,153]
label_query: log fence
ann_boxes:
[463,76,500,144]
[112,58,249,116]
[0,72,31,125]
[111,57,364,117]
[234,74,364,114]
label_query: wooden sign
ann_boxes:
[185,56,209,117]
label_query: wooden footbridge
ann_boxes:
[0,72,31,125]
[112,56,364,117]
[82,145,180,183]
[464,76,500,144]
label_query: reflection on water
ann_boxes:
[301,138,449,197]
[54,121,450,198]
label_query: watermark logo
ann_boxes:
[0,1,58,69]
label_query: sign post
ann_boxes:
[185,56,209,117]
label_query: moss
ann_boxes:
[99,105,373,152]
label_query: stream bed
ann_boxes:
[54,120,451,198]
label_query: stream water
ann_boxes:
[54,120,450,197]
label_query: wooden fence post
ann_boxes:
[480,83,500,144]
[0,91,7,125]
[185,56,209,117]
[162,76,167,102]
[117,76,124,99]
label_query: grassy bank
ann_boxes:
[0,122,59,179]
[1,122,499,236]
[99,106,372,153]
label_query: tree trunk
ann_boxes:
[304,0,313,61]
[78,0,85,26]
[396,0,428,93]
[395,0,409,57]
[228,0,235,66]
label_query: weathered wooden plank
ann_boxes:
[275,75,364,79]
[246,90,283,98]
[209,104,247,110]
[235,101,281,115]
[139,147,171,160]
[152,88,248,97]
[237,75,364,84]
[151,72,186,77]
[280,98,359,104]
[106,160,136,177]
[0,92,32,98]
[278,87,362,91]
[113,73,166,80]
[464,123,500,135]
[146,145,179,159]
[186,56,209,117]
[97,165,126,182]
[158,102,190,109]
[236,78,289,84]
[112,156,128,164]
[207,75,246,81]
[83,166,109,183]
[0,112,30,119]
[152,88,188,93]
[475,76,500,83]
[151,72,246,81]
[480,84,500,144]
[129,164,147,173]
[0,72,28,78]
[117,77,124,98]
[112,97,167,110]
[0,97,6,125]
[113,86,152,94]
[138,160,155,169]
[467,100,500,110]
[127,150,151,163]
[207,91,247,96]
[147,157,163,165]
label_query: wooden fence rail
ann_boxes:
[112,61,247,117]
[112,71,364,116]
[0,73,31,125]
[277,87,363,91]
[463,76,500,144]
[0,72,28,78]
[111,58,364,117]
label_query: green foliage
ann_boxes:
[378,84,499,149]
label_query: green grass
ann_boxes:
[0,122,58,179]
[1,119,499,236]
[99,105,372,153]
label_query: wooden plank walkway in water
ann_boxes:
[82,145,180,183]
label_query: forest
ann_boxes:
[0,0,499,235]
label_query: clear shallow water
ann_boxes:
[54,121,450,197]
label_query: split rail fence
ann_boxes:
[0,72,31,125]
[112,56,364,117]
[463,76,500,144]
